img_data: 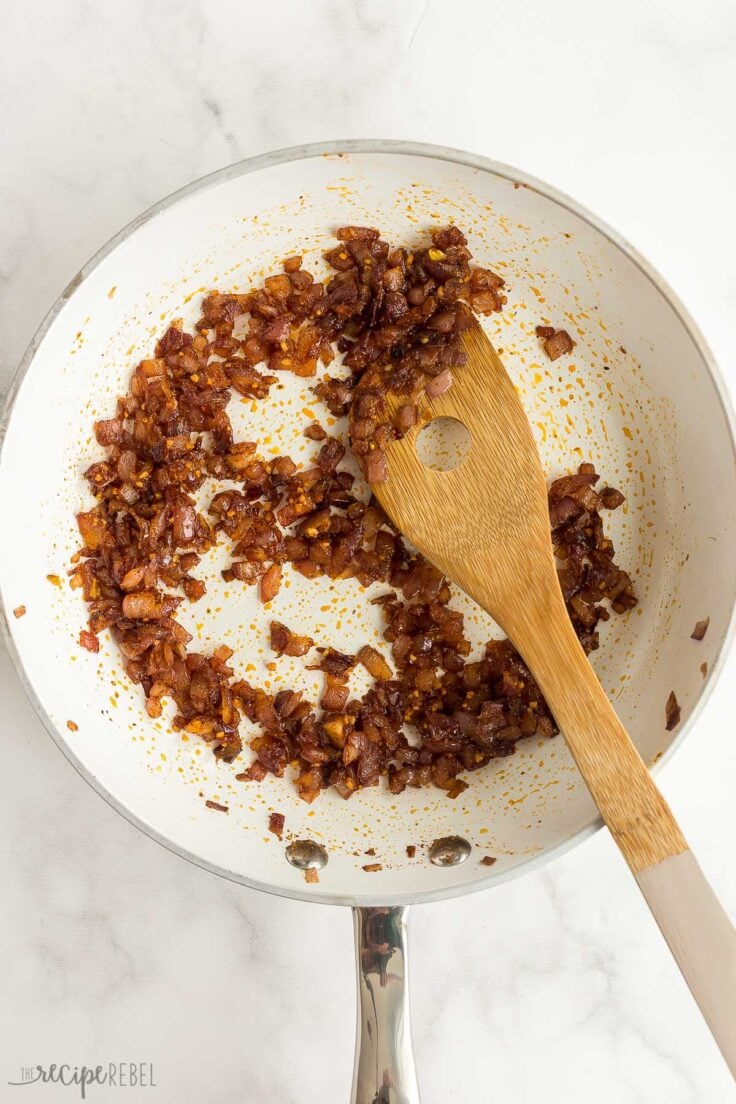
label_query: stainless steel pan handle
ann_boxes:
[352,907,421,1104]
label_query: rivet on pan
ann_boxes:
[285,839,329,871]
[429,836,471,867]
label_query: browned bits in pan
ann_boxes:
[73,226,637,805]
[269,621,314,658]
[304,422,327,440]
[406,845,416,858]
[260,563,282,603]
[665,692,681,731]
[268,811,285,839]
[480,856,497,867]
[206,800,229,813]
[536,325,575,361]
[362,863,383,873]
[691,618,710,641]
[549,462,637,648]
[357,645,392,681]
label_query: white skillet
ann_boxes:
[1,141,734,1101]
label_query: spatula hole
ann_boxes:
[415,416,472,471]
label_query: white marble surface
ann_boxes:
[2,1,735,1100]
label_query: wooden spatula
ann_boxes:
[373,321,736,1075]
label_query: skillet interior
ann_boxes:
[1,143,734,905]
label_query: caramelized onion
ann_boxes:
[425,369,453,399]
[74,227,636,803]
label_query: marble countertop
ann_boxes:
[2,1,735,1101]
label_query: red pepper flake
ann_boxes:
[305,867,319,884]
[206,799,229,813]
[79,629,100,653]
[691,618,710,641]
[268,811,285,839]
[66,720,79,732]
[665,692,681,731]
[12,605,26,619]
[406,845,416,858]
[362,863,383,872]
[480,855,497,867]
[236,760,268,783]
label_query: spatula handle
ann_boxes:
[637,851,736,1076]
[514,595,736,1077]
